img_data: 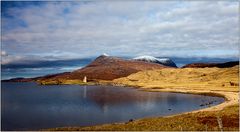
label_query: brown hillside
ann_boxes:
[39,55,170,82]
[182,61,239,68]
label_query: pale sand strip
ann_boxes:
[143,88,239,114]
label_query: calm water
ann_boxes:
[1,82,224,130]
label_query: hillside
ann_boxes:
[113,65,239,92]
[38,55,171,84]
[182,61,239,68]
[46,63,239,131]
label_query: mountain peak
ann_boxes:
[38,55,170,81]
[133,55,158,61]
[133,55,177,67]
[102,53,109,56]
[95,53,111,60]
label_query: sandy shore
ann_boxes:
[47,66,239,131]
[112,66,239,113]
[47,87,239,131]
[141,88,239,113]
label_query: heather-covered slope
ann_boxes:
[38,55,170,84]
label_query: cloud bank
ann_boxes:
[1,1,239,64]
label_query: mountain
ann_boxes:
[1,58,93,69]
[1,77,34,82]
[2,72,71,82]
[36,55,172,83]
[133,55,177,67]
[182,61,239,68]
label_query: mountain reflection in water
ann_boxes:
[1,82,224,131]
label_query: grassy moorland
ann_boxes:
[47,66,239,131]
[113,65,239,92]
[40,65,239,92]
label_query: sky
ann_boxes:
[1,1,239,65]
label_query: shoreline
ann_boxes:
[2,77,236,130]
[141,88,238,113]
[99,80,239,113]
[103,83,239,116]
[3,64,239,130]
[4,81,239,114]
[46,84,238,131]
[6,80,238,115]
[45,82,238,131]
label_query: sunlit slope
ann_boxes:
[113,66,239,92]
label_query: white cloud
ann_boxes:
[1,55,24,65]
[1,50,8,57]
[1,1,239,62]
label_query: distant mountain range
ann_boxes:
[38,54,171,81]
[2,56,237,69]
[1,58,94,69]
[2,54,239,82]
[182,61,239,68]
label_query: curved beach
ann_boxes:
[48,66,239,131]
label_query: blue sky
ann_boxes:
[1,1,239,65]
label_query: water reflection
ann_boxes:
[83,85,87,98]
[1,82,224,131]
[167,94,178,105]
